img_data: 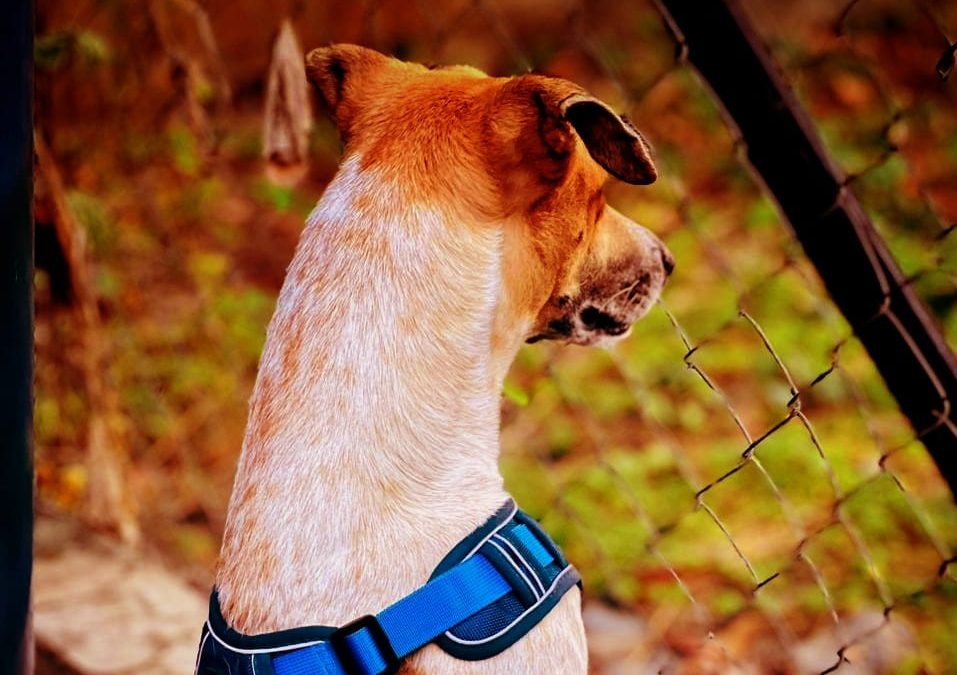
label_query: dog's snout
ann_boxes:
[657,245,675,276]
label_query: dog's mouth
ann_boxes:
[579,306,631,335]
[526,285,659,347]
[526,243,673,347]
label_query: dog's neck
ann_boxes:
[216,155,518,633]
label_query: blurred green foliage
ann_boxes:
[36,29,111,71]
[33,0,957,669]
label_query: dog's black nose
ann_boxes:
[658,246,675,276]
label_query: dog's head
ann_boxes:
[306,44,673,351]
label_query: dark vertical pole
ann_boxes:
[0,0,34,671]
[654,0,957,494]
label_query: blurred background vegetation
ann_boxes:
[34,0,957,671]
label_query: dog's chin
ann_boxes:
[574,325,633,347]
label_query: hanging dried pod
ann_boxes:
[263,20,313,186]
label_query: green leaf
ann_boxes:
[502,379,530,407]
[75,30,111,66]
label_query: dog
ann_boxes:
[207,44,673,674]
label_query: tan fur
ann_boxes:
[215,45,672,673]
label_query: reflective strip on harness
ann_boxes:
[429,504,581,661]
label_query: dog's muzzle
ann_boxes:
[528,242,674,346]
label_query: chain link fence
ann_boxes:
[32,0,957,672]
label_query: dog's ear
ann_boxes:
[305,44,389,137]
[511,77,657,186]
[559,94,657,185]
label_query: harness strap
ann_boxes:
[271,554,513,675]
[198,500,579,675]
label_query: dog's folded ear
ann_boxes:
[559,94,657,185]
[509,76,658,187]
[305,44,389,138]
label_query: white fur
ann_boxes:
[216,154,588,672]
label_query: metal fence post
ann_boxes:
[0,0,35,672]
[654,0,957,495]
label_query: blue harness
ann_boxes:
[195,499,580,675]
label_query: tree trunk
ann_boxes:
[35,133,140,546]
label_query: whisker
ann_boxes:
[600,277,642,311]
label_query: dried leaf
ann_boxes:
[263,20,312,186]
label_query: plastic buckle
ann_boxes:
[329,614,400,675]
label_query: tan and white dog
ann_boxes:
[215,44,673,673]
